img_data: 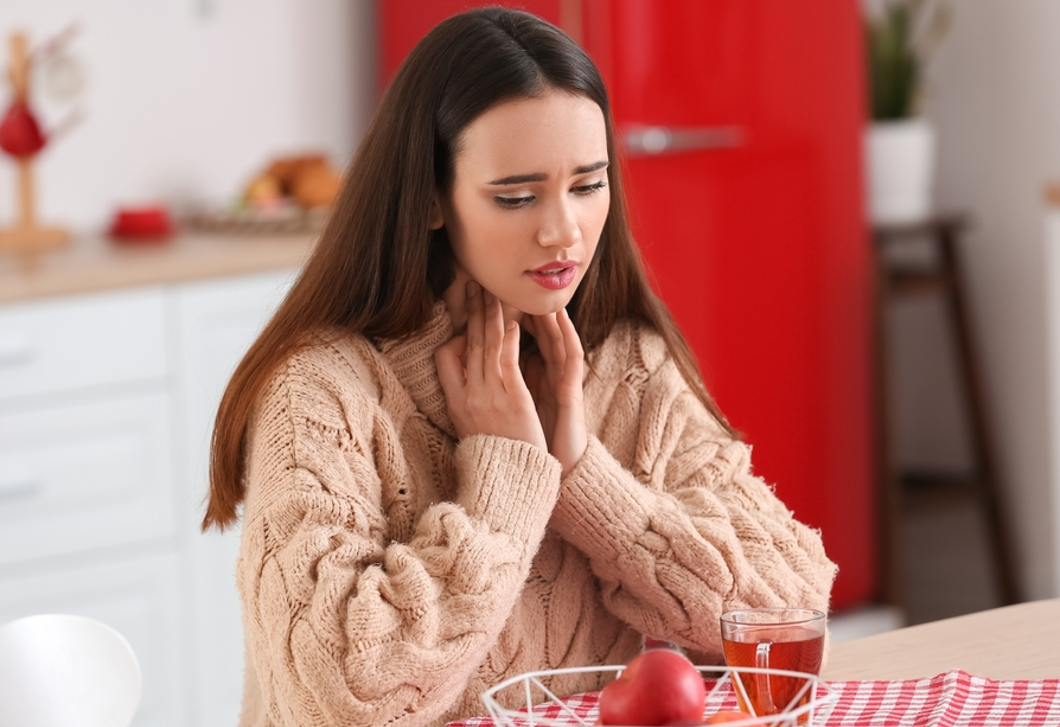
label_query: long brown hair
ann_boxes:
[203,7,735,531]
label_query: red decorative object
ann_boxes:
[0,100,46,157]
[109,205,174,243]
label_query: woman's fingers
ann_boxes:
[467,283,510,386]
[541,308,587,476]
[557,308,584,390]
[439,284,547,450]
[499,318,523,387]
[464,281,485,383]
[436,335,473,437]
[481,289,507,382]
[536,311,565,373]
[435,335,468,396]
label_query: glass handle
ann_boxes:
[754,640,776,715]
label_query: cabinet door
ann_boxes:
[0,392,175,565]
[173,269,297,727]
[0,287,168,402]
[0,553,185,727]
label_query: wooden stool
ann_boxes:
[873,214,1021,610]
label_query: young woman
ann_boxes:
[204,8,836,727]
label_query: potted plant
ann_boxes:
[864,0,953,225]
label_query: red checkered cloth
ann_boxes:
[819,671,1060,726]
[447,671,1060,727]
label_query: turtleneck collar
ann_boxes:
[374,301,457,438]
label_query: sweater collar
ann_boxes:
[375,301,457,438]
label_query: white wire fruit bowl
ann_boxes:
[480,664,835,727]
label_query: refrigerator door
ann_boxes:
[379,1,562,84]
[593,0,875,610]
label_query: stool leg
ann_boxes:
[873,231,907,610]
[938,227,1021,605]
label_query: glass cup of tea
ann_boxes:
[720,607,826,720]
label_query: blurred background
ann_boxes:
[1,1,1058,726]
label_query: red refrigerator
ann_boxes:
[380,0,875,612]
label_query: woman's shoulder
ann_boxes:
[282,327,380,380]
[590,317,671,378]
[260,328,385,424]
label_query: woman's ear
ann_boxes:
[428,192,445,230]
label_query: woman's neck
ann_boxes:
[442,270,525,334]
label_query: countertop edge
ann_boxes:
[0,232,318,304]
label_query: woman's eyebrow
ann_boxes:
[486,160,609,186]
[488,172,547,185]
[575,160,610,174]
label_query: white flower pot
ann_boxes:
[866,118,936,225]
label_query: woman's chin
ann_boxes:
[509,294,576,319]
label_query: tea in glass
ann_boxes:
[720,608,826,719]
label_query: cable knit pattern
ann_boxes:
[235,305,837,727]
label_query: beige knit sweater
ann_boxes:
[235,304,836,727]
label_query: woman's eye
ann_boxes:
[573,180,608,196]
[495,195,534,209]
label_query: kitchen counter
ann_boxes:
[0,230,317,304]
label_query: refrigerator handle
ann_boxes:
[622,125,744,156]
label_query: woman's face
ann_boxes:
[435,90,610,320]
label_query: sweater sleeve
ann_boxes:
[237,353,561,727]
[548,328,836,660]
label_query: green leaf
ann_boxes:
[865,3,923,120]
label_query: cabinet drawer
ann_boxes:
[0,552,186,727]
[0,392,175,565]
[0,287,169,402]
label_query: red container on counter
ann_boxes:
[109,205,173,243]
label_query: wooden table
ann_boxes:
[823,599,1060,681]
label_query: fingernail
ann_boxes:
[483,290,493,305]
[467,281,478,297]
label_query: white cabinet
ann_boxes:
[173,270,296,727]
[0,287,169,402]
[0,392,176,565]
[0,268,297,727]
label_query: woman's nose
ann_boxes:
[537,199,581,248]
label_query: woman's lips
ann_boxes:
[527,262,578,290]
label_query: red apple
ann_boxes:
[599,649,706,726]
[0,101,46,158]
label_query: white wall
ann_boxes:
[0,0,377,232]
[910,0,1060,600]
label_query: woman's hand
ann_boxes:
[436,282,548,452]
[523,308,587,477]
